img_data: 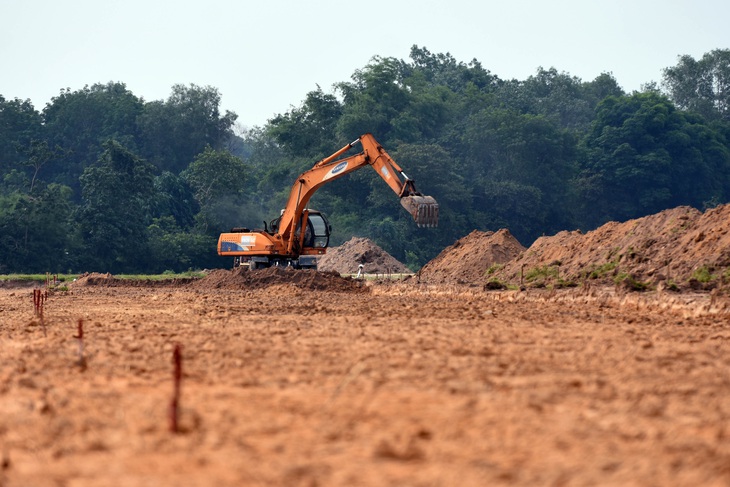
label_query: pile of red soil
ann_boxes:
[492,204,730,290]
[418,229,526,284]
[71,272,115,286]
[191,266,368,292]
[318,237,410,275]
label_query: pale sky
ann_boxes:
[2,0,728,128]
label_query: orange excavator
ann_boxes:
[217,133,439,269]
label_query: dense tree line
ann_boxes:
[1,48,729,273]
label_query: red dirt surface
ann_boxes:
[1,204,730,486]
[191,267,368,293]
[496,204,730,291]
[1,282,728,486]
[318,237,411,275]
[418,229,526,284]
[420,205,730,292]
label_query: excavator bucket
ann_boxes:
[401,195,439,227]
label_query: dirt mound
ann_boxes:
[418,229,526,284]
[191,266,368,292]
[72,272,115,286]
[493,204,730,290]
[70,272,196,288]
[318,237,410,275]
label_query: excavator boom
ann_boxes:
[286,133,439,231]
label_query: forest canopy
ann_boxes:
[1,47,729,273]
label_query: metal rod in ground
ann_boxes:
[169,344,182,433]
[76,318,86,368]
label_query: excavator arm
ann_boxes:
[276,133,439,254]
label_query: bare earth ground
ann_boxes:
[1,277,729,486]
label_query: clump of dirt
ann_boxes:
[418,229,526,284]
[71,272,116,286]
[493,204,730,291]
[318,237,410,275]
[192,266,368,292]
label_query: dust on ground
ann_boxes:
[317,237,411,275]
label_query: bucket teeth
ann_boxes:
[400,195,439,227]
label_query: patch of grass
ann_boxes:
[690,265,716,283]
[524,265,559,283]
[624,246,636,260]
[585,261,618,279]
[606,247,621,261]
[664,279,680,292]
[115,271,207,280]
[0,273,72,283]
[555,278,578,289]
[614,272,651,291]
[485,264,503,276]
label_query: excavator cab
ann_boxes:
[270,210,331,249]
[303,211,331,249]
[295,210,331,250]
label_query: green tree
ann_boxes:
[336,56,411,142]
[138,84,237,174]
[146,216,218,273]
[0,96,43,174]
[42,82,144,194]
[498,68,624,132]
[579,91,730,227]
[268,86,343,159]
[463,107,578,241]
[19,139,64,193]
[77,140,156,272]
[182,146,248,233]
[151,171,199,229]
[663,49,730,121]
[0,183,78,273]
[407,45,499,94]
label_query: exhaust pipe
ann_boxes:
[400,195,439,227]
